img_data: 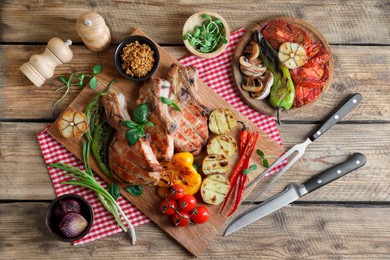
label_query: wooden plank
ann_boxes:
[1,44,389,121]
[46,28,284,256]
[0,0,389,45]
[1,122,389,202]
[1,202,389,258]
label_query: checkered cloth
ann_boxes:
[38,28,284,245]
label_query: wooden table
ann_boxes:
[1,1,389,258]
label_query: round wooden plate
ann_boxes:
[232,17,334,116]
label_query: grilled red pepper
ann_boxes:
[237,121,250,155]
[220,131,259,214]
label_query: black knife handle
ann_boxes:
[309,93,362,141]
[304,153,366,193]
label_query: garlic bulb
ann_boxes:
[278,42,307,69]
[58,110,88,138]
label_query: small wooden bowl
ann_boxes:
[45,194,94,242]
[182,11,230,59]
[114,35,160,82]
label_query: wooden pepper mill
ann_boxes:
[76,11,111,52]
[20,38,73,87]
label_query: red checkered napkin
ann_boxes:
[38,28,284,245]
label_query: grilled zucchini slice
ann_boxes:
[208,108,237,134]
[201,174,230,205]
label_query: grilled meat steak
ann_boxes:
[101,92,162,186]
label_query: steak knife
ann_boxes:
[224,153,366,236]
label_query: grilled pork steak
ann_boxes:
[137,64,210,156]
[101,92,162,186]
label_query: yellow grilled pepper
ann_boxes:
[157,152,202,196]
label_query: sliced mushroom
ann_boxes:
[242,76,264,93]
[239,56,266,77]
[243,41,260,60]
[249,71,274,100]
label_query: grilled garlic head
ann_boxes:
[58,110,88,138]
[278,42,307,69]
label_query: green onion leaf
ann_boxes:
[160,97,181,112]
[125,185,143,196]
[93,64,102,75]
[89,76,97,89]
[108,183,120,201]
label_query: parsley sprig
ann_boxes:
[122,103,154,146]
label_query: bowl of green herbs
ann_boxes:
[182,11,230,59]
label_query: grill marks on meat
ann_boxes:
[137,78,175,161]
[166,64,210,155]
[101,92,161,186]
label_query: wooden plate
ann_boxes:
[47,28,285,256]
[232,17,334,116]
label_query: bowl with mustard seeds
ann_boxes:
[114,35,160,81]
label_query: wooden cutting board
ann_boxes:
[47,28,285,256]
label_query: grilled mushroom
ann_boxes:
[242,76,264,93]
[239,56,266,77]
[249,71,274,100]
[244,41,260,60]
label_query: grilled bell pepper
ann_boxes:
[157,152,202,196]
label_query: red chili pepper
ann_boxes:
[237,121,250,155]
[220,131,259,213]
[228,172,249,216]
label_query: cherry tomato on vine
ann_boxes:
[190,206,210,224]
[172,210,191,227]
[178,194,197,212]
[160,198,177,215]
[169,184,185,200]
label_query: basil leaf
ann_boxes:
[58,76,68,84]
[201,14,212,20]
[143,121,155,128]
[89,76,97,89]
[122,120,139,129]
[125,128,144,146]
[160,97,181,112]
[108,183,120,201]
[133,103,149,124]
[93,64,102,75]
[125,185,143,196]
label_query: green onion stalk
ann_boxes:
[49,142,136,245]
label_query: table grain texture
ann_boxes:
[1,0,389,259]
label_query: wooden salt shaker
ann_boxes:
[76,11,111,52]
[20,38,73,87]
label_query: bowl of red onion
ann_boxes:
[45,194,94,242]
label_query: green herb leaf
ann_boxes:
[89,76,97,89]
[192,163,199,171]
[214,19,222,25]
[58,76,68,84]
[256,149,265,157]
[93,64,102,75]
[133,103,149,124]
[263,158,269,168]
[201,14,212,20]
[221,36,228,44]
[183,32,190,41]
[160,97,181,112]
[143,121,155,128]
[108,183,120,201]
[189,37,196,46]
[122,120,139,129]
[243,168,250,174]
[249,164,258,171]
[125,185,143,196]
[125,128,144,146]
